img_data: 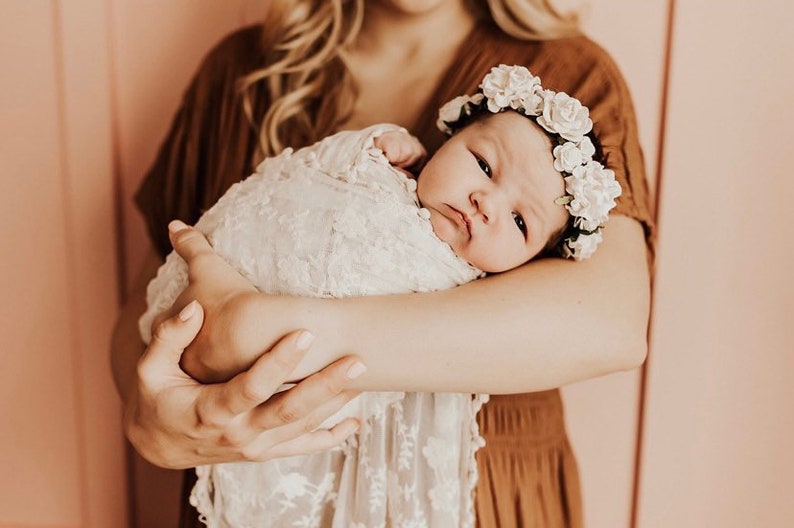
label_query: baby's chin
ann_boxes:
[427,210,461,247]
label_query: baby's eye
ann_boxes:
[476,156,492,178]
[512,212,527,236]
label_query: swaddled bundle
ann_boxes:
[139,124,487,528]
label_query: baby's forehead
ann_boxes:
[468,112,552,145]
[464,113,555,163]
[477,113,567,211]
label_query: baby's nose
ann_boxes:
[470,191,494,224]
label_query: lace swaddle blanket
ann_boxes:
[139,124,488,527]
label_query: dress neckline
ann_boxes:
[413,19,498,153]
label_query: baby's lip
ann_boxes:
[447,204,471,235]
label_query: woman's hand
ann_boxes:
[159,220,300,383]
[149,220,255,379]
[125,298,366,469]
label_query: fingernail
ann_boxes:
[346,361,367,379]
[179,300,197,321]
[296,330,315,350]
[168,220,187,233]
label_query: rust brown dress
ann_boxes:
[136,20,654,528]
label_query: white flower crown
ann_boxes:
[436,64,622,260]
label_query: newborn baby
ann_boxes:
[139,64,620,528]
[140,123,487,528]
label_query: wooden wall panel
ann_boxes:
[0,2,84,525]
[637,0,794,526]
[57,0,128,525]
[0,0,126,526]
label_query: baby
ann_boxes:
[140,65,621,528]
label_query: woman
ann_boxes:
[112,0,654,526]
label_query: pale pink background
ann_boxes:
[1,1,791,527]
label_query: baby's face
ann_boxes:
[416,112,570,272]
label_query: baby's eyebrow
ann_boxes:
[479,136,502,171]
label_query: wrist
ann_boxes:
[283,296,347,380]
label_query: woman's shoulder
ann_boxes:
[474,22,626,91]
[194,24,267,80]
[547,34,627,86]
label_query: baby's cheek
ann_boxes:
[428,212,462,250]
[427,212,447,238]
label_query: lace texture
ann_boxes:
[140,124,487,527]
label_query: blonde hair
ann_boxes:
[242,0,581,157]
[483,0,581,40]
[239,0,364,158]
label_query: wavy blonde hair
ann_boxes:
[242,0,581,157]
[482,0,581,40]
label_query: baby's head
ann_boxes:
[416,64,621,273]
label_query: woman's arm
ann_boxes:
[175,214,650,394]
[110,247,367,469]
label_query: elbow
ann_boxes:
[606,321,649,373]
[621,334,649,371]
[588,335,646,382]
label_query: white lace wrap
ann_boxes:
[139,124,488,527]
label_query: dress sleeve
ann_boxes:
[565,38,656,258]
[134,26,266,258]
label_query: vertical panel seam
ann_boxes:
[104,1,137,526]
[106,0,129,304]
[50,0,91,524]
[630,0,677,526]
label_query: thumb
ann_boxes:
[138,300,205,383]
[168,220,214,264]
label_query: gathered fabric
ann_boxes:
[475,391,583,528]
[139,125,487,527]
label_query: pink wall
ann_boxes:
[637,1,794,526]
[2,1,792,527]
[0,1,126,527]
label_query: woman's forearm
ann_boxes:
[251,216,651,394]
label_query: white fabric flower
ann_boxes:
[564,161,621,231]
[537,91,593,141]
[437,95,471,133]
[553,141,584,173]
[577,136,595,162]
[520,85,545,116]
[563,231,603,260]
[436,94,485,134]
[480,64,541,113]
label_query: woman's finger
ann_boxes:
[196,330,315,423]
[137,300,205,388]
[168,220,215,262]
[257,389,362,448]
[244,418,360,462]
[248,355,366,431]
